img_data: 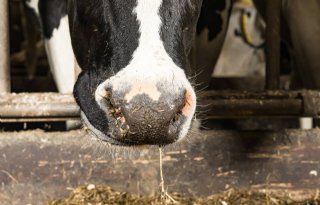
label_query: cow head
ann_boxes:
[68,0,202,146]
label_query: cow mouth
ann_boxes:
[81,112,129,146]
[82,111,183,146]
[103,93,186,146]
[84,89,191,146]
[102,90,130,139]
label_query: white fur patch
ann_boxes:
[125,82,161,102]
[26,0,40,16]
[95,0,197,141]
[213,2,265,77]
[45,16,76,93]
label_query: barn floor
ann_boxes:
[0,129,320,204]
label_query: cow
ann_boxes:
[67,0,204,146]
[253,0,320,89]
[192,0,232,89]
[24,0,76,94]
[24,0,320,146]
[213,0,265,78]
[24,0,214,145]
[24,0,81,129]
[252,0,320,129]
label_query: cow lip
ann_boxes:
[82,102,189,145]
[81,112,130,146]
[96,88,131,139]
[84,124,127,146]
[88,128,177,146]
[101,93,181,144]
[81,112,171,146]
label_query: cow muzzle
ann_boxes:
[94,80,196,146]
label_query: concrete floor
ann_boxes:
[0,129,320,204]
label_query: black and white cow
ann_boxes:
[24,0,208,145]
[24,0,76,93]
[25,0,320,145]
[213,0,265,78]
[68,0,203,146]
[254,0,320,89]
[192,0,232,88]
[253,0,320,130]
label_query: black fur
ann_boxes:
[24,0,67,39]
[197,0,227,41]
[69,0,140,144]
[160,0,202,74]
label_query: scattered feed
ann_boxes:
[48,184,320,205]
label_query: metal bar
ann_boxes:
[200,90,303,100]
[200,99,302,118]
[1,117,80,123]
[0,91,319,122]
[0,103,79,118]
[265,0,281,90]
[0,93,80,122]
[198,90,320,118]
[0,0,10,93]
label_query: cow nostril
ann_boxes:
[117,116,129,135]
[173,110,182,123]
[169,109,183,136]
[171,110,182,125]
[101,89,130,137]
[170,89,195,127]
[181,90,195,117]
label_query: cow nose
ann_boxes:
[97,85,193,145]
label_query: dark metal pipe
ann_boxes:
[0,91,319,122]
[201,99,302,118]
[199,90,320,118]
[265,0,281,90]
[0,0,10,93]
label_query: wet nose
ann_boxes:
[97,85,192,145]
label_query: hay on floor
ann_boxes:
[48,184,320,205]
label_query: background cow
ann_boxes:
[253,0,320,129]
[192,0,232,89]
[213,0,265,78]
[24,0,75,94]
[254,0,320,89]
